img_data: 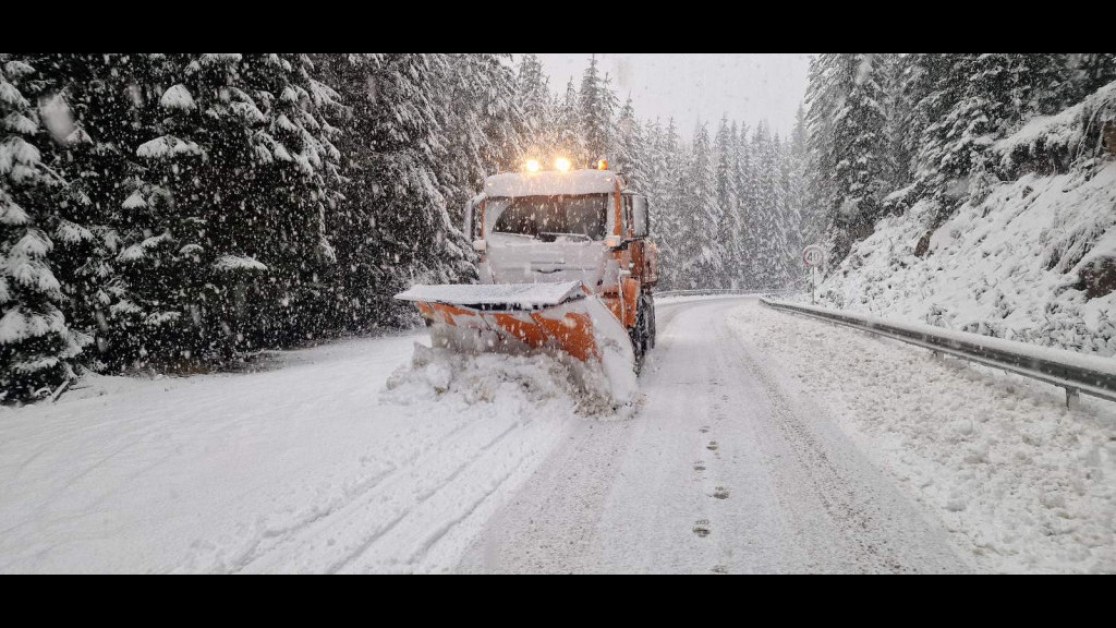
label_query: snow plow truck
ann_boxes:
[395,158,658,407]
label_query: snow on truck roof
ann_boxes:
[484,169,619,197]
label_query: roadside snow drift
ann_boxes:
[736,302,1116,573]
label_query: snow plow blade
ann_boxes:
[395,280,637,407]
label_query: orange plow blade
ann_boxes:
[395,281,637,407]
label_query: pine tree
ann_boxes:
[613,97,647,190]
[915,54,1066,208]
[830,55,890,240]
[654,118,687,289]
[578,56,616,167]
[457,54,523,177]
[879,53,908,190]
[642,118,665,230]
[24,53,148,371]
[515,54,553,158]
[19,53,346,370]
[776,134,802,285]
[751,123,779,287]
[554,79,584,166]
[713,117,740,287]
[733,121,757,287]
[790,105,820,247]
[0,57,85,400]
[785,108,809,286]
[1068,54,1116,102]
[317,54,473,331]
[680,123,722,288]
[804,54,891,262]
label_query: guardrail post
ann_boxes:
[1065,387,1080,410]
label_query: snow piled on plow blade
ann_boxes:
[383,343,625,418]
[396,281,584,309]
[396,282,638,413]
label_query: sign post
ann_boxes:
[802,244,824,304]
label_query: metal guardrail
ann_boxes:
[761,299,1116,408]
[657,288,800,299]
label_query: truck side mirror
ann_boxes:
[631,195,650,238]
[463,192,487,240]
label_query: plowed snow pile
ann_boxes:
[383,343,623,417]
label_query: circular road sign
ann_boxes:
[802,244,825,268]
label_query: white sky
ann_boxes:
[533,54,812,138]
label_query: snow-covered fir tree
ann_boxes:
[0,57,85,400]
[612,97,648,191]
[515,54,554,158]
[553,79,584,168]
[713,117,741,286]
[578,56,616,167]
[678,123,723,289]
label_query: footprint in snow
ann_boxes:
[692,520,711,538]
[700,426,710,434]
[706,441,719,451]
[693,461,706,472]
[713,486,730,500]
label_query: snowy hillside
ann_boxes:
[817,84,1116,356]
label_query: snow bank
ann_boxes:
[732,302,1116,573]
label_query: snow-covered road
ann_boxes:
[2,297,1112,573]
[458,297,969,573]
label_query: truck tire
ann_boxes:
[631,301,647,374]
[631,293,657,374]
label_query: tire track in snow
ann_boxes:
[324,420,523,574]
[223,403,554,574]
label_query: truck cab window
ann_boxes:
[490,194,609,241]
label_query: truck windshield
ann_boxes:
[489,194,609,241]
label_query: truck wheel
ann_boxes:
[631,304,647,374]
[645,293,656,349]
